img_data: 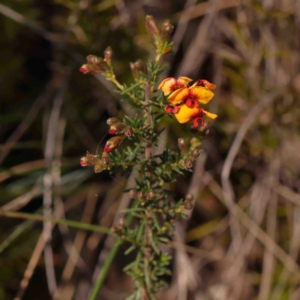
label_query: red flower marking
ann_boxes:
[104,144,117,153]
[165,105,180,114]
[185,98,199,108]
[80,158,87,166]
[190,109,205,128]
[79,67,89,74]
[108,129,118,134]
[169,82,186,92]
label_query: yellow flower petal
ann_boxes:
[174,104,202,123]
[177,76,193,86]
[158,78,176,96]
[158,77,192,96]
[190,86,214,104]
[167,88,189,105]
[203,109,218,119]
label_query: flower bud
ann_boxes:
[104,135,126,152]
[79,64,102,74]
[129,62,138,78]
[104,46,113,65]
[129,189,138,198]
[87,55,102,65]
[184,193,194,202]
[107,117,121,126]
[124,126,133,137]
[145,15,160,37]
[94,162,104,173]
[80,151,100,166]
[146,191,154,200]
[190,148,201,160]
[134,59,145,72]
[109,123,126,135]
[129,59,145,78]
[183,158,193,168]
[178,138,188,154]
[80,55,110,74]
[161,20,174,40]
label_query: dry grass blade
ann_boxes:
[43,84,67,294]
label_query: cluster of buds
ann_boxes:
[178,138,202,168]
[80,118,133,172]
[145,16,174,40]
[104,117,133,152]
[79,46,113,75]
[145,15,174,54]
[80,151,111,173]
[129,189,155,205]
[158,77,218,128]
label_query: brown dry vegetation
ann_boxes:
[0,0,300,299]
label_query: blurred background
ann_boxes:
[1,0,300,299]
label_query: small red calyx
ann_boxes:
[165,105,180,114]
[192,116,205,128]
[185,98,199,108]
[165,105,173,114]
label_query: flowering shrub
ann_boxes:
[79,15,217,300]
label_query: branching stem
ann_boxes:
[142,81,153,300]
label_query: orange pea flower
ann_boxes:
[159,77,218,128]
[158,76,192,96]
[173,104,218,128]
[167,86,214,107]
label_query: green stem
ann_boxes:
[0,218,33,254]
[88,200,138,299]
[0,210,110,234]
[88,239,123,300]
[108,76,124,90]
